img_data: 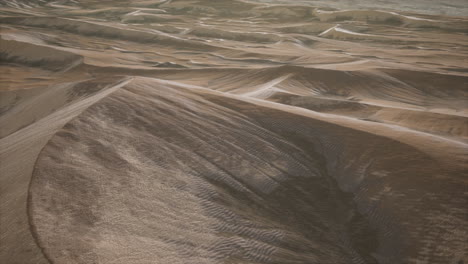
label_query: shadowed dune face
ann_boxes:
[0,0,467,264]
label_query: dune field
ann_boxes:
[0,0,467,263]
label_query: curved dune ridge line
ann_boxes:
[0,77,133,264]
[29,77,467,264]
[0,0,467,264]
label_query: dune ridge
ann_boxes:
[0,38,83,71]
[29,77,467,264]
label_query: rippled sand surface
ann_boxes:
[1,1,467,264]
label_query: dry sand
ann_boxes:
[0,0,467,264]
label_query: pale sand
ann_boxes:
[0,1,467,263]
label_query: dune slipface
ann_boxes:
[0,1,467,264]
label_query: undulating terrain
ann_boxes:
[0,0,467,264]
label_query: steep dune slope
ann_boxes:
[30,78,467,264]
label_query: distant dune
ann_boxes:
[1,1,467,264]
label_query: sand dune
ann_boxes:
[28,77,468,264]
[1,0,467,264]
[314,9,438,27]
[0,38,83,71]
